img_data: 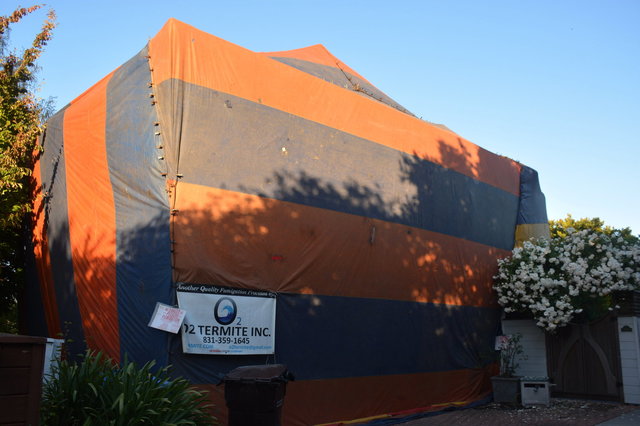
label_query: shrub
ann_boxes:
[41,350,216,425]
[494,227,640,331]
[495,333,525,377]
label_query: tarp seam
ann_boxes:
[333,59,415,117]
[146,45,178,275]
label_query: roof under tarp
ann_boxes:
[26,18,548,425]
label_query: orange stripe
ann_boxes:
[63,71,120,361]
[149,19,521,195]
[172,182,505,308]
[196,365,496,426]
[31,153,61,338]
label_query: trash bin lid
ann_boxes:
[223,364,290,382]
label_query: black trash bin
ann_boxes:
[223,364,293,426]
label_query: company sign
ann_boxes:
[176,283,276,355]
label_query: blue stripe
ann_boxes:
[156,80,518,250]
[40,109,86,357]
[106,46,172,366]
[24,236,48,337]
[517,166,548,225]
[168,293,500,383]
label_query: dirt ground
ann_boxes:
[400,399,639,425]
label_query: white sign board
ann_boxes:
[176,283,276,355]
[148,302,186,334]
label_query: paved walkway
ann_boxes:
[399,400,639,426]
[597,408,640,425]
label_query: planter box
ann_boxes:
[521,377,551,406]
[491,376,521,404]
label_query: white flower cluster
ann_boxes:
[494,228,640,331]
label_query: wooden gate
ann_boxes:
[546,314,623,401]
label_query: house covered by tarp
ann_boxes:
[26,18,549,425]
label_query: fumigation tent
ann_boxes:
[26,19,549,425]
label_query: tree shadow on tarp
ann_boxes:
[165,143,509,384]
[26,126,510,397]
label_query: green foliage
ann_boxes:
[0,5,56,332]
[495,215,640,331]
[0,5,55,227]
[549,215,639,322]
[0,297,18,333]
[550,214,637,243]
[41,350,217,425]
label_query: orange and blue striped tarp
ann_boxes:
[27,18,548,425]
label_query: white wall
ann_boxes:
[617,316,640,404]
[502,317,640,403]
[502,319,548,378]
[42,338,64,384]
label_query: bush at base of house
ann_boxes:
[41,350,217,425]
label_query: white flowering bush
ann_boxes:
[494,228,640,332]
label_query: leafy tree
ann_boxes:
[0,5,56,333]
[550,214,637,243]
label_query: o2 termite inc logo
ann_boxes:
[214,297,237,325]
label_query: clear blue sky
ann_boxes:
[4,0,639,234]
